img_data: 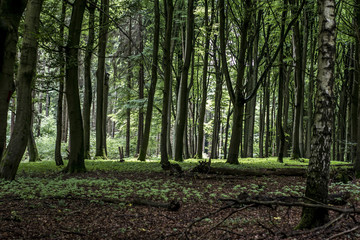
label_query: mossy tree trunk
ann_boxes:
[297,0,336,229]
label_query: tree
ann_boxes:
[63,0,87,173]
[95,0,109,158]
[160,0,174,166]
[83,0,97,159]
[0,0,28,159]
[55,0,66,166]
[196,0,213,159]
[173,0,195,162]
[138,0,160,162]
[0,0,43,180]
[297,0,336,229]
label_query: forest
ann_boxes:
[1,0,360,239]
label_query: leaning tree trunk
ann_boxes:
[297,0,336,229]
[138,0,160,161]
[95,0,109,158]
[0,0,28,159]
[63,0,87,173]
[0,0,42,180]
[83,0,96,160]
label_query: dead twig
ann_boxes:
[326,225,359,240]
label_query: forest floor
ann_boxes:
[0,158,359,240]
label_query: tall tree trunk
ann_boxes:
[83,0,96,159]
[0,0,27,159]
[173,0,195,162]
[138,2,160,161]
[355,0,360,176]
[95,0,109,158]
[0,0,42,180]
[305,22,316,158]
[210,35,222,159]
[125,17,132,158]
[197,0,212,159]
[63,0,87,173]
[220,0,251,164]
[136,14,144,156]
[160,0,174,166]
[55,1,66,166]
[277,0,288,163]
[297,0,336,229]
[290,0,304,159]
[243,10,260,158]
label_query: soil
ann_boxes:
[0,171,359,240]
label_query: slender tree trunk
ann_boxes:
[138,2,160,161]
[63,0,87,173]
[277,0,288,163]
[55,1,66,166]
[125,18,132,157]
[0,0,27,159]
[0,0,42,180]
[223,101,232,160]
[160,0,174,166]
[173,0,195,162]
[61,96,68,143]
[95,0,109,158]
[83,0,96,160]
[291,0,303,159]
[28,91,40,162]
[102,73,109,156]
[305,23,316,158]
[211,35,222,159]
[197,0,212,159]
[136,14,144,156]
[297,0,336,229]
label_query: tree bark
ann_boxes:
[95,0,109,158]
[297,0,336,229]
[277,0,288,163]
[220,0,251,165]
[355,0,360,177]
[125,17,132,158]
[0,0,42,180]
[160,0,174,166]
[138,1,160,161]
[63,0,87,173]
[0,0,27,159]
[196,0,212,159]
[83,0,96,160]
[290,0,304,160]
[136,14,144,156]
[173,0,195,162]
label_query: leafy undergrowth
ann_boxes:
[0,158,359,239]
